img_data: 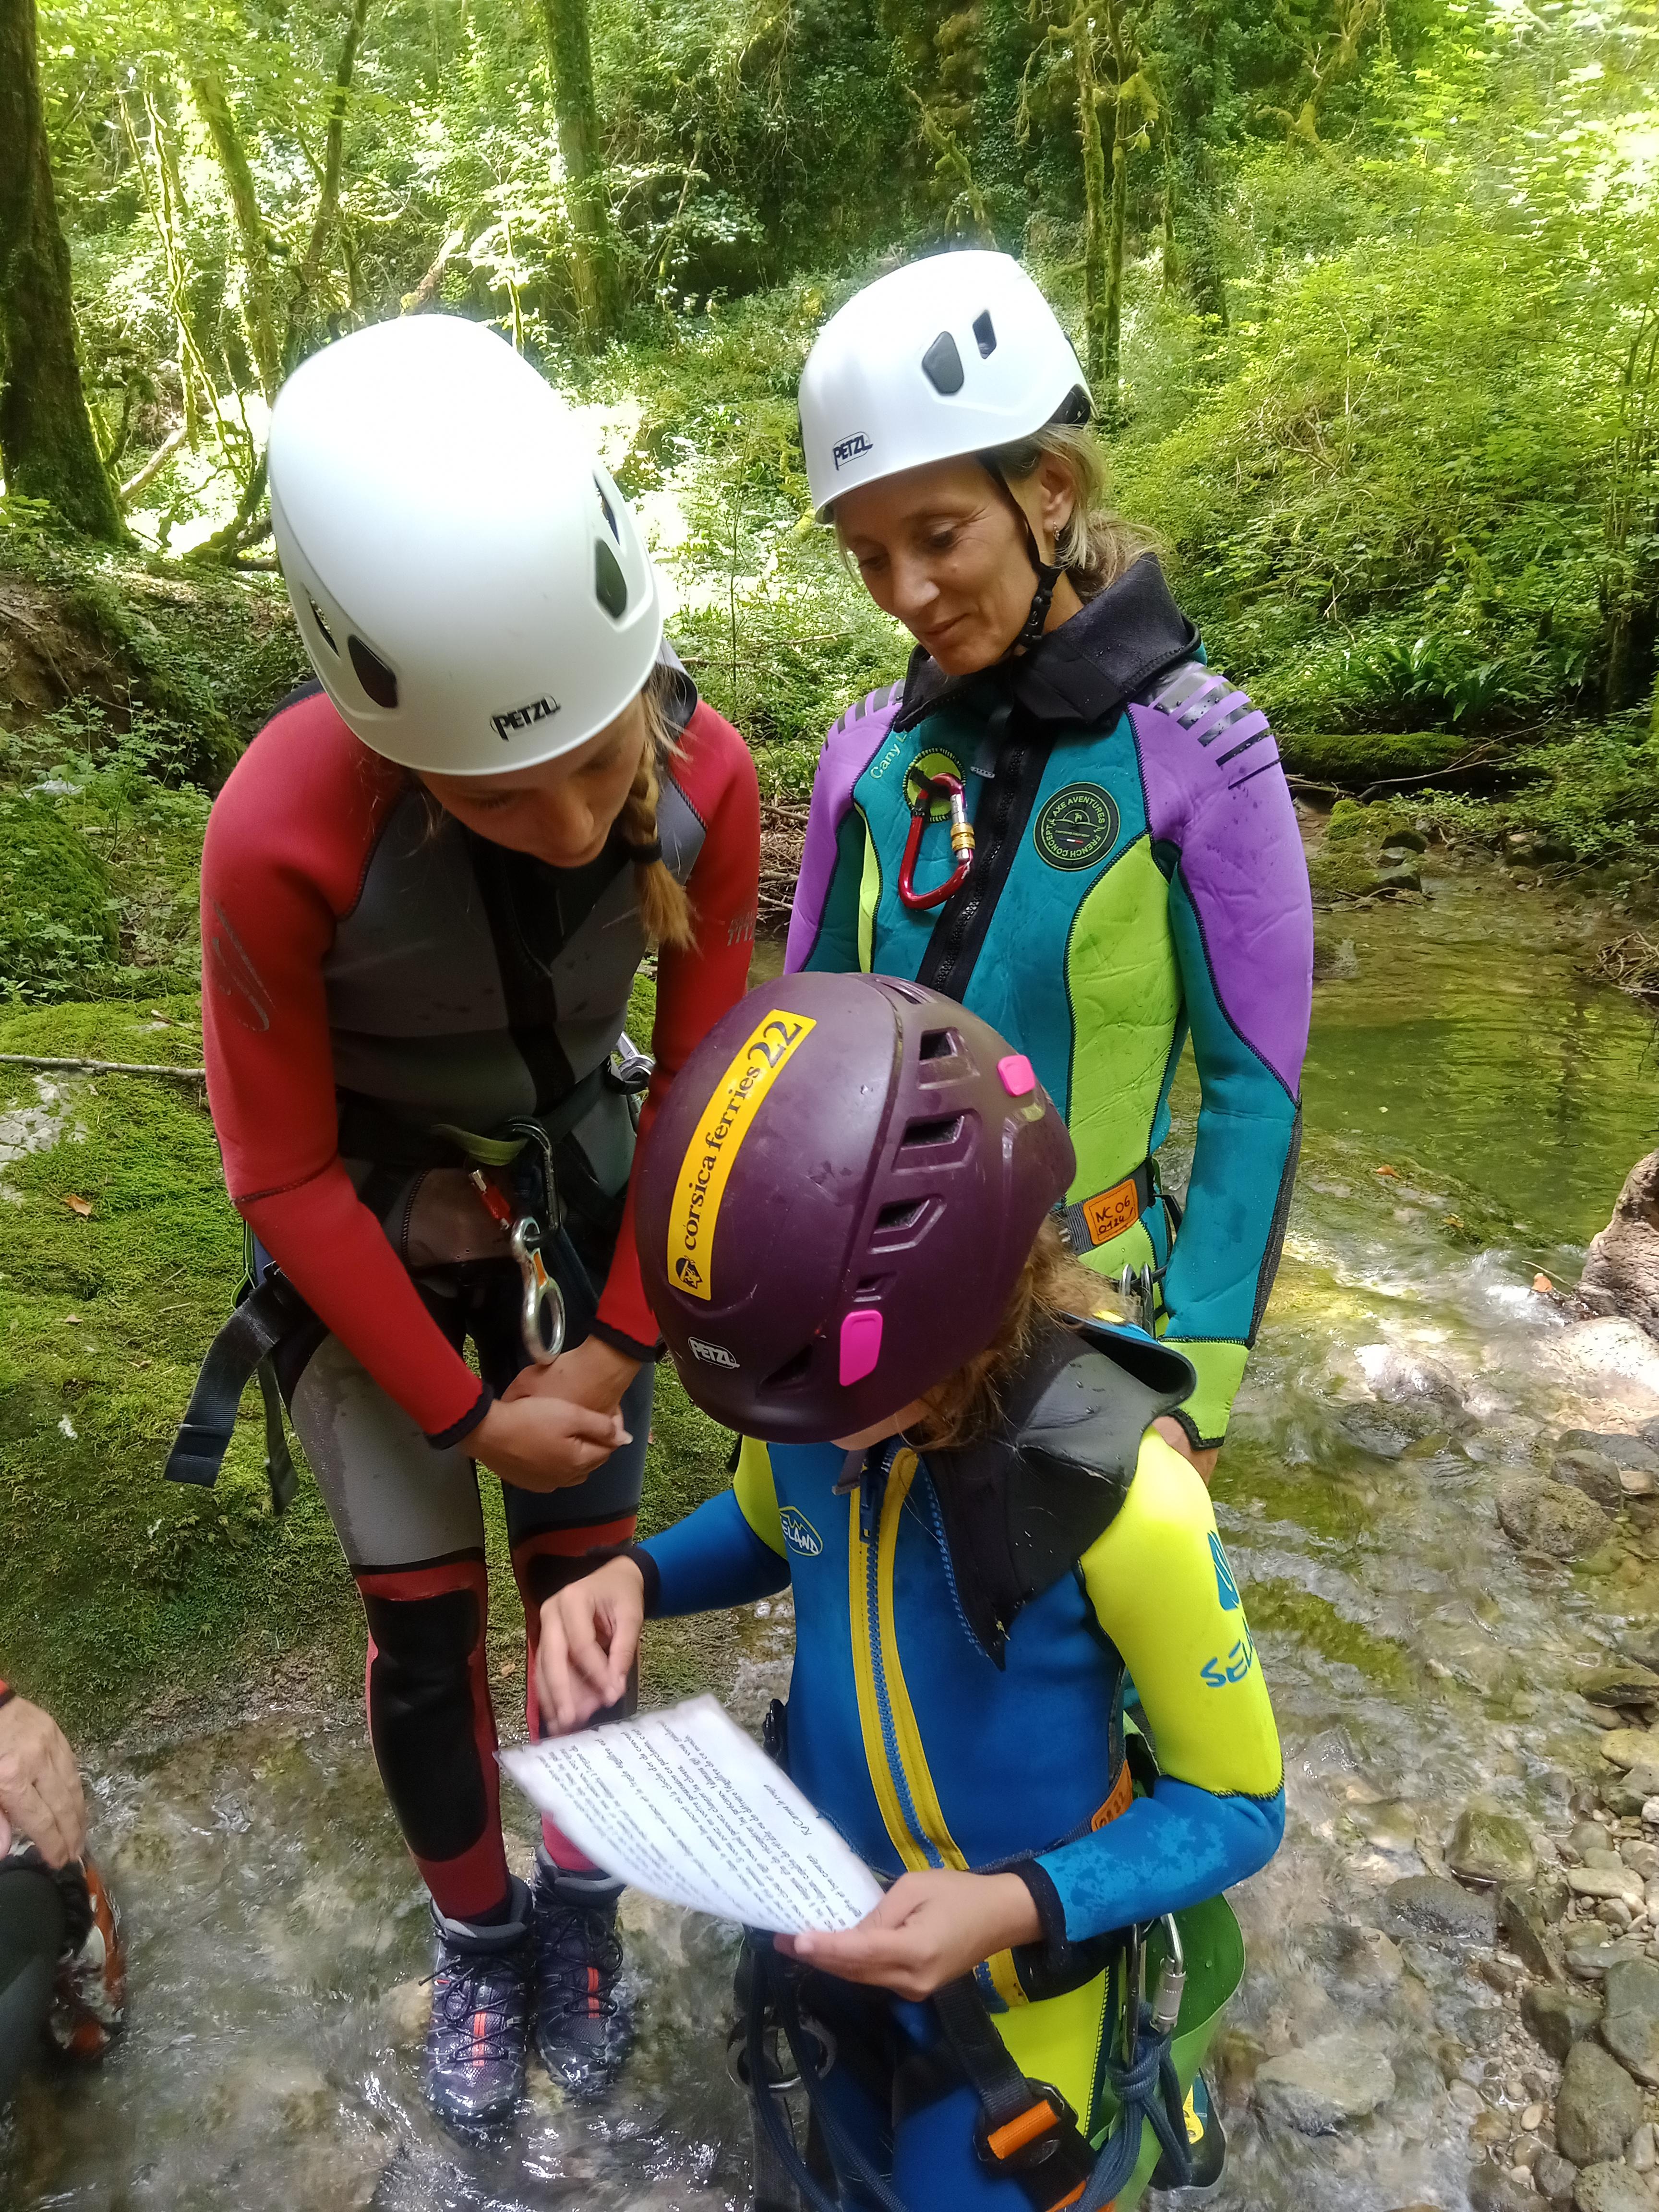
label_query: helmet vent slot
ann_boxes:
[920,331,964,396]
[918,1029,958,1061]
[973,311,997,358]
[307,597,337,653]
[595,539,629,620]
[348,636,399,709]
[875,1199,925,1232]
[901,1113,962,1150]
[595,476,620,541]
[763,1344,814,1391]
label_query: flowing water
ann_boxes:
[8,857,1659,2212]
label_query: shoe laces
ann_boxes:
[427,1945,529,2063]
[536,1903,624,2018]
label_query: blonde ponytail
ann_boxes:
[620,670,696,951]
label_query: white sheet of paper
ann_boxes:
[501,1695,884,1934]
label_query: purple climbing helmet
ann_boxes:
[635,971,1077,1441]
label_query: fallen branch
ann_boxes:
[119,423,190,506]
[0,1054,206,1085]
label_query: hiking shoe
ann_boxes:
[1152,2068,1226,2200]
[531,1856,633,2098]
[47,1853,127,2062]
[423,1877,532,2134]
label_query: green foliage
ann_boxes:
[0,796,119,1001]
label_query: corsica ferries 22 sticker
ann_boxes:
[1033,782,1119,871]
[665,1007,817,1301]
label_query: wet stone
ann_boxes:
[1453,1801,1539,1887]
[1498,1477,1614,1562]
[1575,1824,1618,1859]
[1556,2039,1642,2164]
[1468,2171,1539,2212]
[1572,2164,1653,2212]
[1600,1959,1659,2086]
[1524,1982,1605,2060]
[1599,1729,1659,1773]
[1387,1873,1498,1948]
[1583,1663,1659,1710]
[1536,2152,1579,2203]
[1557,1450,1627,1513]
[1621,1623,1659,1676]
[1253,2032,1395,2133]
[1503,1885,1563,1982]
[1562,1431,1659,1475]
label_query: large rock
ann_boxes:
[1252,2032,1394,2133]
[1601,1958,1659,2085]
[1556,1449,1626,1512]
[1563,1429,1659,1474]
[1581,1660,1659,1709]
[1554,1318,1659,1406]
[1599,1727,1659,1771]
[1501,1883,1563,1981]
[1573,2164,1653,2212]
[1449,1800,1536,1886]
[1581,1154,1659,1337]
[1556,2038,1642,2164]
[1524,1981,1605,2059]
[1497,1476,1613,1561]
[1384,1873,1496,1948]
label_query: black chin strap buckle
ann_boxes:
[1013,561,1065,655]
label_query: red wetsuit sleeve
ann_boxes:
[592,701,760,1358]
[201,696,491,1443]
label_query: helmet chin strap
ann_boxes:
[981,460,1066,659]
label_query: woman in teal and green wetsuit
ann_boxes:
[788,252,1314,1475]
[536,972,1285,2209]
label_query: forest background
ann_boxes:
[0,0,1656,1730]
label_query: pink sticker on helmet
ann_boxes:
[839,1309,884,1387]
[998,1053,1036,1097]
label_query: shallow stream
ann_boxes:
[9,859,1659,2212]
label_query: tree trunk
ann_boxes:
[1072,0,1110,398]
[191,68,281,396]
[1103,86,1129,419]
[0,0,123,538]
[287,0,371,364]
[535,0,619,337]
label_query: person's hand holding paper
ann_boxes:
[536,1555,648,1733]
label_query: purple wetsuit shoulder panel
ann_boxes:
[785,682,905,973]
[1130,674,1313,1100]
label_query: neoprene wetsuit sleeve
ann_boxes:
[1017,1431,1285,1948]
[638,1439,792,1613]
[786,688,903,974]
[593,702,760,1360]
[1131,685,1312,1448]
[201,697,493,1443]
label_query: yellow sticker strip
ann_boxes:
[664,1007,816,1301]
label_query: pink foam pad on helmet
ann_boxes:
[998,1053,1036,1097]
[839,1309,884,1386]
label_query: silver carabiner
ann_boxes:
[1117,1262,1157,1334]
[1150,1912,1186,2034]
[510,1216,565,1365]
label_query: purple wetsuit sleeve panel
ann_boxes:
[784,685,903,974]
[1130,700,1313,1099]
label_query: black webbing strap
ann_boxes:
[165,1271,312,1505]
[930,1976,1098,2203]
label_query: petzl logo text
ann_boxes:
[832,433,874,471]
[688,1336,737,1369]
[492,694,560,740]
[665,1008,817,1301]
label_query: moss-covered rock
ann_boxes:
[0,794,118,999]
[1277,730,1478,786]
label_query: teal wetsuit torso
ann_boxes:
[785,558,1314,1447]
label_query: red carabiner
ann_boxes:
[898,772,975,912]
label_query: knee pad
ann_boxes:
[361,1579,491,1863]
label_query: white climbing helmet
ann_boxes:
[798,251,1092,520]
[267,315,662,776]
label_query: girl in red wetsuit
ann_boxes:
[199,316,758,2130]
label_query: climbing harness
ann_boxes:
[738,1915,1198,2212]
[898,770,975,912]
[166,1034,655,1500]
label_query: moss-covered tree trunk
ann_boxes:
[1072,0,1110,401]
[536,0,619,337]
[0,0,123,539]
[191,69,281,397]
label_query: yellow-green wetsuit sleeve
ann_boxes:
[1025,1431,1285,1944]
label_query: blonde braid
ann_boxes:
[621,673,696,951]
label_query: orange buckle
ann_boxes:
[987,2099,1062,2164]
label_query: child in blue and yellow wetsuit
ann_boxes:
[538,972,1284,2211]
